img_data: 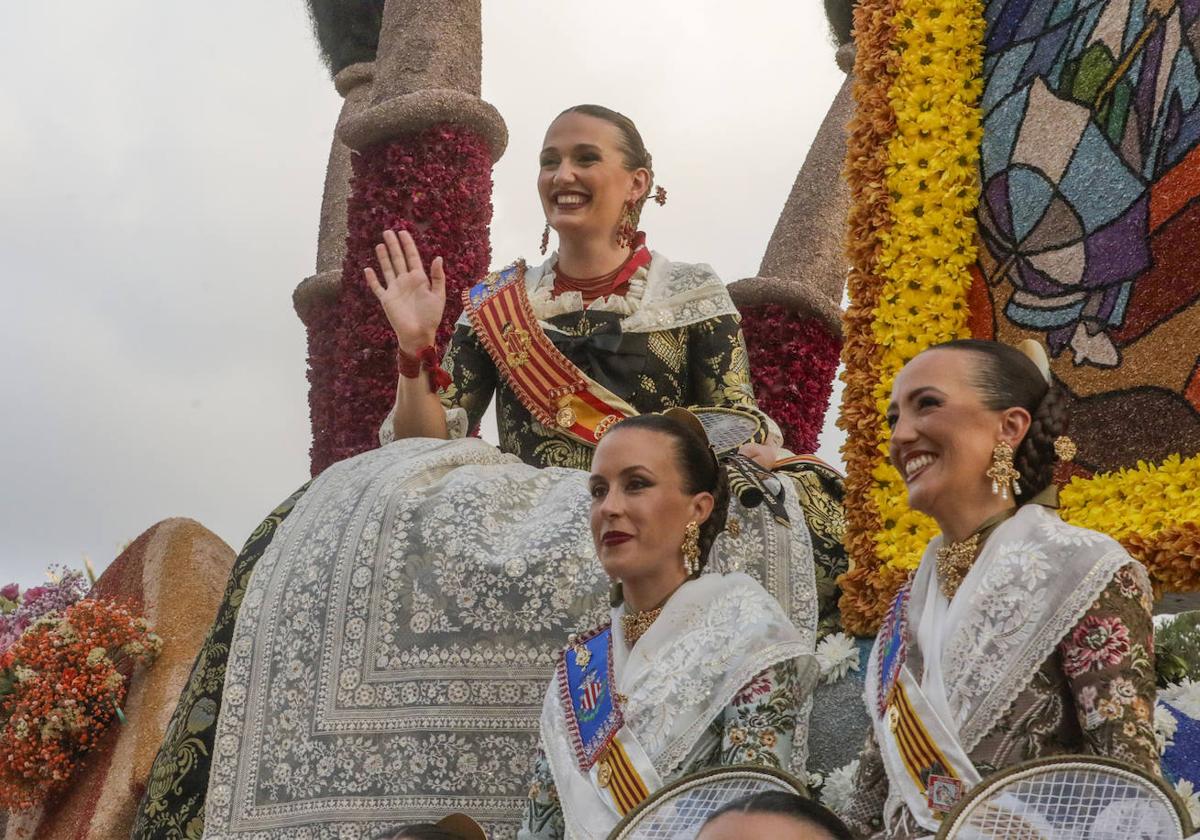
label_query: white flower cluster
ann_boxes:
[1175,779,1200,826]
[1154,704,1178,754]
[1161,678,1200,719]
[816,632,861,685]
[819,759,860,816]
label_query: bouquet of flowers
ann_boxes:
[0,569,160,811]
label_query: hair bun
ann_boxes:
[662,407,710,445]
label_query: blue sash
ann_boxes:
[556,624,623,771]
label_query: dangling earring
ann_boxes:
[681,521,701,576]
[986,441,1021,499]
[616,199,638,249]
[540,221,550,255]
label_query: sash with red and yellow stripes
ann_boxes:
[593,736,650,815]
[463,261,638,447]
[878,668,981,828]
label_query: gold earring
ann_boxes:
[540,221,550,255]
[681,521,701,575]
[1054,435,1077,462]
[986,441,1021,499]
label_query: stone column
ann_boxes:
[293,62,374,327]
[338,0,507,160]
[728,44,856,453]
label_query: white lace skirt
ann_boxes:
[201,438,816,839]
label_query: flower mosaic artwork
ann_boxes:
[839,0,1200,632]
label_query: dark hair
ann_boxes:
[702,790,853,840]
[603,413,730,572]
[557,104,657,222]
[928,339,1070,499]
[374,826,459,840]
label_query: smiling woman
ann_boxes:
[843,339,1162,839]
[375,104,783,468]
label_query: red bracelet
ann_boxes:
[397,345,452,393]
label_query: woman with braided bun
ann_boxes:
[841,339,1161,839]
[519,410,819,840]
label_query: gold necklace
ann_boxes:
[620,606,663,648]
[935,532,982,599]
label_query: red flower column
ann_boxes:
[308,0,507,475]
[294,63,374,474]
[727,45,856,453]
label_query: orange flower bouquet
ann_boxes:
[0,598,160,811]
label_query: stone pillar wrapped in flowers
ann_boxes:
[727,43,855,456]
[306,0,506,475]
[295,62,373,473]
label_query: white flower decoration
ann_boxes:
[1175,779,1200,826]
[1162,678,1200,719]
[816,632,861,684]
[1154,704,1178,754]
[820,759,859,816]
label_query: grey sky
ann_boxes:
[0,0,845,587]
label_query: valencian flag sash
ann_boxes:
[463,261,640,446]
[557,626,650,816]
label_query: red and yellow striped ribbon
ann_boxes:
[597,738,649,815]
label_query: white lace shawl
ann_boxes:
[455,251,740,332]
[894,504,1139,753]
[540,573,818,840]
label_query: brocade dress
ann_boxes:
[841,501,1160,839]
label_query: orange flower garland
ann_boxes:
[0,599,160,811]
[836,0,904,634]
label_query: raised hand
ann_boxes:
[364,229,447,353]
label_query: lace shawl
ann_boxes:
[867,504,1137,755]
[201,438,817,839]
[540,573,818,840]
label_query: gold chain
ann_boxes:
[935,533,982,599]
[620,606,663,648]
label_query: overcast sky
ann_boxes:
[0,1,846,588]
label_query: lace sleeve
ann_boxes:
[377,323,498,446]
[686,315,783,445]
[716,660,802,770]
[516,748,565,840]
[1058,562,1162,777]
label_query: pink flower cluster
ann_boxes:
[307,124,495,475]
[0,569,88,654]
[739,305,842,454]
